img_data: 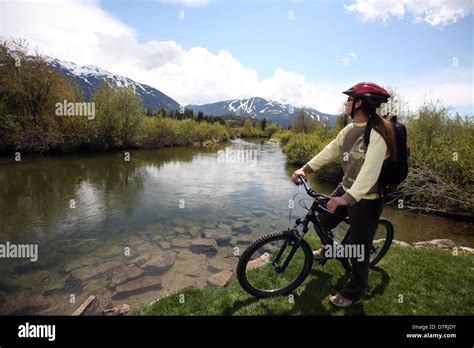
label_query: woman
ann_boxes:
[291,82,397,308]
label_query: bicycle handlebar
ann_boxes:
[295,175,330,204]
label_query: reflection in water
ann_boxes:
[0,139,472,314]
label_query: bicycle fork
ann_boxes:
[271,227,305,273]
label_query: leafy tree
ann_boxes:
[291,108,319,133]
[92,84,143,150]
[0,39,77,152]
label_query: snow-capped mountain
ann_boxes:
[186,97,337,127]
[46,58,180,111]
[46,58,337,127]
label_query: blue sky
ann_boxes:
[2,0,473,114]
[102,0,473,83]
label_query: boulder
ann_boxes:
[459,246,474,254]
[159,241,171,249]
[129,255,150,267]
[392,240,412,248]
[144,252,177,274]
[237,216,251,223]
[413,239,457,250]
[110,264,144,287]
[232,221,252,234]
[208,256,238,273]
[247,252,271,270]
[174,227,187,234]
[221,219,235,226]
[207,270,234,287]
[152,235,164,242]
[190,239,218,254]
[233,234,255,245]
[251,209,266,217]
[430,239,457,249]
[114,276,163,299]
[71,261,117,282]
[202,225,232,246]
[43,274,83,296]
[171,239,193,249]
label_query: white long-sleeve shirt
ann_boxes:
[304,122,388,205]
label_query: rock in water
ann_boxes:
[202,225,232,246]
[171,239,193,249]
[207,270,234,287]
[113,276,163,299]
[159,241,171,249]
[144,252,177,274]
[231,222,252,234]
[208,257,238,273]
[251,209,266,217]
[190,239,218,254]
[110,264,144,287]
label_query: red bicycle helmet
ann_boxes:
[343,82,390,118]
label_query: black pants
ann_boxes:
[317,183,383,302]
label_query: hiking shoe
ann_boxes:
[312,247,325,260]
[329,293,361,308]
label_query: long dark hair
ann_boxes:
[369,112,397,162]
[361,101,397,161]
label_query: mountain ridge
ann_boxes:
[47,58,337,127]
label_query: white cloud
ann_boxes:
[335,52,358,67]
[0,0,471,115]
[0,0,344,112]
[160,0,213,7]
[393,68,474,114]
[345,0,474,27]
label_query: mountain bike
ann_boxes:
[237,176,394,298]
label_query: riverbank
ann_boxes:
[0,40,279,155]
[135,234,474,316]
[0,115,277,156]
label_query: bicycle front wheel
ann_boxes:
[237,230,313,298]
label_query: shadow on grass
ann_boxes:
[223,265,391,316]
[281,265,390,315]
[222,296,261,316]
[281,268,351,315]
[294,267,390,315]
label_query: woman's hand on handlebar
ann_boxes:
[326,196,349,212]
[291,167,305,184]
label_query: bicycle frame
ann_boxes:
[272,179,348,272]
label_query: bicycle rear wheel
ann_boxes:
[237,230,313,298]
[333,217,394,271]
[369,217,394,266]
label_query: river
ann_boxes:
[0,139,472,314]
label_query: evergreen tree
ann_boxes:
[197,111,204,122]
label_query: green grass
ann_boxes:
[135,234,473,316]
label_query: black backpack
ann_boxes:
[364,115,410,197]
